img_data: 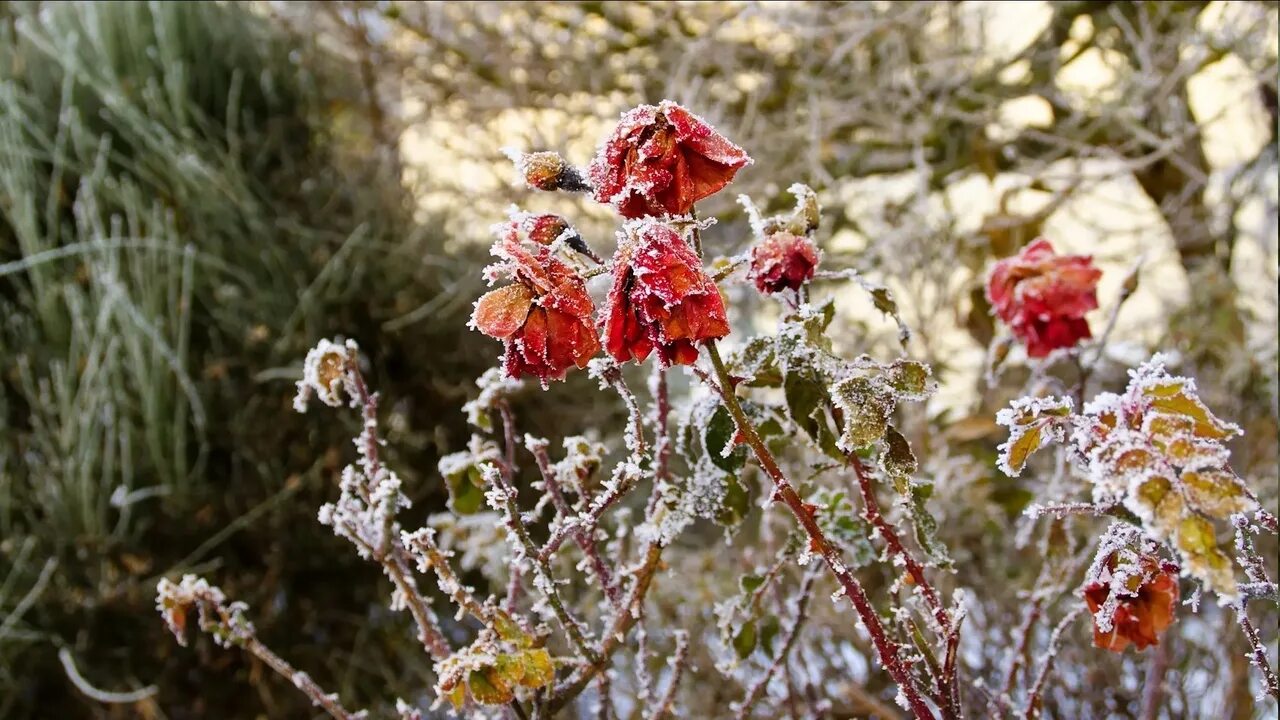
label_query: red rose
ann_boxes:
[603,221,730,366]
[986,238,1101,358]
[749,232,820,294]
[471,231,600,383]
[588,101,752,219]
[1083,554,1179,653]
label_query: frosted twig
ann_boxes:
[1233,602,1280,702]
[482,462,601,665]
[734,569,817,720]
[529,439,623,609]
[157,576,365,720]
[647,631,691,720]
[58,647,157,704]
[1022,607,1085,719]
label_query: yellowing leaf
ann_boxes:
[999,424,1045,476]
[1175,516,1237,596]
[514,648,555,689]
[1143,383,1238,440]
[468,667,514,705]
[1180,470,1255,519]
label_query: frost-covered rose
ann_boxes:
[749,232,820,294]
[986,238,1101,358]
[471,230,600,383]
[589,101,752,218]
[1082,540,1179,653]
[603,221,729,366]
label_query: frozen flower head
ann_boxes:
[603,220,729,366]
[588,101,752,218]
[986,238,1101,358]
[1082,531,1179,653]
[294,338,357,412]
[471,228,601,384]
[522,212,603,264]
[507,149,590,193]
[749,232,820,294]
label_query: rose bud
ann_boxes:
[508,150,590,193]
[749,232,820,295]
[588,101,752,218]
[524,213,604,265]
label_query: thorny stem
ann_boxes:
[843,445,960,716]
[537,466,639,565]
[648,631,691,720]
[1022,607,1085,719]
[1233,603,1280,702]
[344,358,451,660]
[549,543,665,713]
[734,569,818,720]
[165,583,363,720]
[703,340,937,720]
[484,461,601,665]
[1000,598,1044,709]
[402,531,492,624]
[529,440,624,609]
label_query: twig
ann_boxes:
[157,577,363,720]
[648,631,691,720]
[58,647,157,704]
[1233,602,1280,702]
[1139,639,1168,720]
[482,463,601,665]
[1022,607,1085,719]
[529,438,623,609]
[703,341,936,720]
[999,598,1044,710]
[548,543,665,712]
[734,570,818,720]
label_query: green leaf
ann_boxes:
[733,619,758,660]
[468,667,514,705]
[880,426,917,495]
[739,574,765,595]
[908,482,953,569]
[715,473,751,527]
[759,615,781,656]
[784,370,826,439]
[444,463,487,515]
[705,405,748,473]
[830,376,894,451]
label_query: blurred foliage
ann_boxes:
[0,1,514,717]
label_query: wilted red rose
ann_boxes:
[603,221,729,366]
[588,101,752,219]
[471,231,600,383]
[1083,553,1179,653]
[986,238,1101,358]
[749,232,820,294]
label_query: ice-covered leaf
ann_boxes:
[734,337,783,387]
[715,473,752,527]
[468,667,513,705]
[1141,380,1240,441]
[994,396,1072,477]
[511,648,555,689]
[885,360,933,401]
[439,452,488,515]
[704,404,748,473]
[812,489,877,568]
[1180,470,1254,519]
[739,574,765,595]
[1175,516,1237,596]
[880,426,917,495]
[830,377,894,452]
[907,482,953,569]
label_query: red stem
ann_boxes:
[705,341,936,720]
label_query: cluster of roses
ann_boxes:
[471,101,822,382]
